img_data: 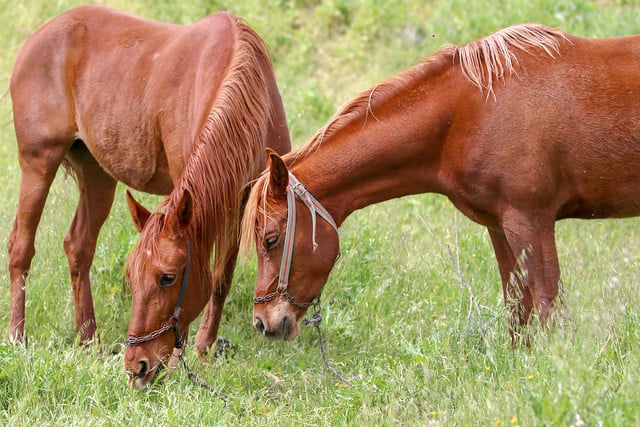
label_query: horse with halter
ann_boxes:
[7,5,290,388]
[241,24,640,344]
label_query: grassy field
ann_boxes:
[1,0,640,425]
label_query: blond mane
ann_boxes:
[135,14,271,281]
[455,23,566,97]
[240,24,568,254]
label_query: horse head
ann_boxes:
[123,189,210,388]
[246,150,340,341]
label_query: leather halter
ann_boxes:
[125,242,191,349]
[253,172,338,308]
[253,172,339,308]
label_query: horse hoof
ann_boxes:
[214,336,235,359]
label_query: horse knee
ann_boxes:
[63,233,78,259]
[512,298,533,327]
[63,235,94,276]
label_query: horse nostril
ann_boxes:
[137,359,148,379]
[281,315,289,336]
[254,315,266,335]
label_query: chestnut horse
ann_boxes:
[8,5,290,386]
[241,24,640,343]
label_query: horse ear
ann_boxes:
[126,190,151,233]
[266,148,289,199]
[166,188,193,231]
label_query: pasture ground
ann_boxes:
[1,1,639,425]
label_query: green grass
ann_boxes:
[2,0,640,425]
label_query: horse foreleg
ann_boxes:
[194,244,239,358]
[63,145,117,343]
[501,213,561,331]
[523,229,561,326]
[488,228,534,345]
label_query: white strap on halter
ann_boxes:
[276,172,338,295]
[253,172,339,308]
[288,173,338,251]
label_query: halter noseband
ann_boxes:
[125,242,191,349]
[253,172,339,308]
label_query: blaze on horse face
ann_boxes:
[123,189,208,389]
[252,151,340,340]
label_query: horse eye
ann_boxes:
[159,274,177,288]
[264,235,280,250]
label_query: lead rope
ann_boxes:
[289,175,351,386]
[257,172,351,386]
[303,297,353,387]
[177,351,228,404]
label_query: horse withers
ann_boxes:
[241,24,640,344]
[8,5,290,388]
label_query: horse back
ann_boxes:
[10,5,242,193]
[442,31,640,222]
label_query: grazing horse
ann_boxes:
[240,24,640,343]
[7,5,290,387]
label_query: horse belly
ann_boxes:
[554,133,640,220]
[558,174,640,220]
[77,125,176,195]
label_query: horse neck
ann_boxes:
[290,87,454,226]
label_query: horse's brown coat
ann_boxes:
[242,24,640,342]
[7,5,290,387]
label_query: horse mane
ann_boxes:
[239,23,567,253]
[298,24,565,160]
[453,23,566,96]
[138,14,271,279]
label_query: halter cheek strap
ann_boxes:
[253,172,339,308]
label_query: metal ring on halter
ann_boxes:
[253,172,339,308]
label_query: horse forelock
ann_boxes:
[125,211,163,286]
[240,170,271,257]
[454,23,566,96]
[152,15,271,276]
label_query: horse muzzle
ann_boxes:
[126,358,158,389]
[124,346,167,389]
[253,309,300,340]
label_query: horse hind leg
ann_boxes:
[63,140,117,343]
[7,133,71,343]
